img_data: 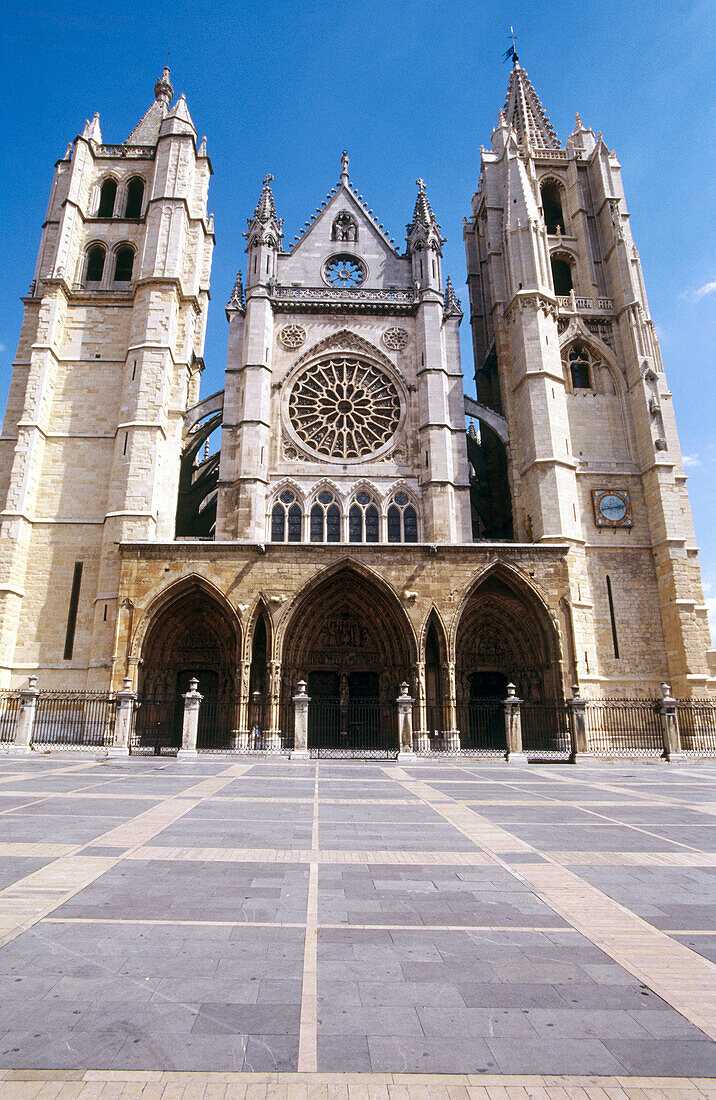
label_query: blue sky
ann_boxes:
[1,0,714,640]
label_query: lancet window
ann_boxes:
[271,490,302,543]
[310,491,341,543]
[387,492,418,543]
[348,491,379,543]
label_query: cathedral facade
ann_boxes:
[0,61,712,748]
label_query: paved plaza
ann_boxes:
[0,756,714,1097]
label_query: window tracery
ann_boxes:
[323,254,365,288]
[349,491,379,543]
[382,327,409,351]
[288,357,400,460]
[566,343,593,391]
[310,490,341,543]
[271,489,302,542]
[387,491,418,543]
[279,324,306,350]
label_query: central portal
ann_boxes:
[281,565,415,757]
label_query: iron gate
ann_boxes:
[131,696,182,754]
[521,701,571,760]
[309,699,398,758]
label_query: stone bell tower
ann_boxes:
[0,68,214,688]
[464,54,714,696]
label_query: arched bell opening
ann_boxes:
[456,569,562,706]
[137,582,240,750]
[280,565,415,754]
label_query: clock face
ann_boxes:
[593,489,632,527]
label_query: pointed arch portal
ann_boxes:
[280,565,414,755]
[136,581,240,751]
[455,568,562,705]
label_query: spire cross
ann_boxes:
[262,173,273,189]
[503,26,519,64]
[416,178,425,192]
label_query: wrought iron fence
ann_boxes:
[32,691,115,748]
[521,701,571,760]
[417,701,505,755]
[198,698,294,754]
[0,691,20,742]
[676,699,716,754]
[584,698,663,756]
[131,696,181,754]
[309,700,397,758]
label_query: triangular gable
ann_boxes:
[286,179,400,258]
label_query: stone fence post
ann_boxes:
[567,684,589,763]
[291,680,310,761]
[659,683,685,762]
[178,678,202,759]
[107,678,136,757]
[504,682,527,764]
[397,682,416,761]
[11,676,39,754]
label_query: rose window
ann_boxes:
[288,357,400,459]
[382,327,409,351]
[323,254,365,288]
[279,324,306,349]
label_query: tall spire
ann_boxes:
[503,58,559,150]
[154,66,173,107]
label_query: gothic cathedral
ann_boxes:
[0,61,713,747]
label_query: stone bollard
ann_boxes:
[107,677,136,757]
[10,676,39,754]
[659,683,685,762]
[178,678,202,759]
[504,682,527,764]
[291,680,310,761]
[396,682,416,761]
[567,684,590,763]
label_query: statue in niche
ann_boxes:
[332,211,357,242]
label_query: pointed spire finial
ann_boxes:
[252,174,280,223]
[340,151,349,182]
[246,174,283,241]
[443,275,463,320]
[154,65,173,106]
[410,177,437,233]
[226,269,245,316]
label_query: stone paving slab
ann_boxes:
[0,757,714,1083]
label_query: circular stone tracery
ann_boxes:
[288,357,401,460]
